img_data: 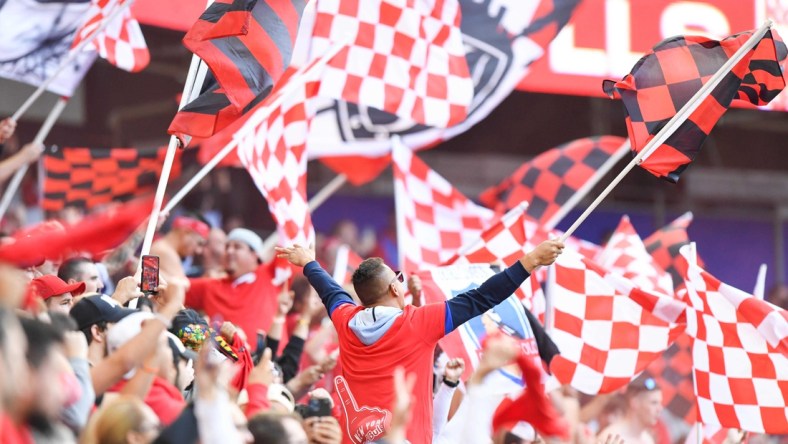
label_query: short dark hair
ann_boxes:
[19,318,63,369]
[80,320,107,345]
[248,413,288,444]
[48,312,78,332]
[351,257,389,306]
[57,257,93,282]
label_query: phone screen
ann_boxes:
[140,255,159,294]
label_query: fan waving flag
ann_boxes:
[682,248,788,433]
[41,146,179,211]
[392,138,493,273]
[479,136,627,227]
[72,0,149,72]
[169,0,306,144]
[306,0,472,128]
[603,28,787,183]
[547,250,684,394]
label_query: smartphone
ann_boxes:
[303,397,332,418]
[140,255,159,295]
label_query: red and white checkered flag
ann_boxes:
[72,0,149,72]
[547,250,684,394]
[307,0,472,127]
[235,70,319,276]
[392,139,493,273]
[597,215,674,296]
[443,203,547,319]
[682,246,788,433]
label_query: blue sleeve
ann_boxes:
[444,261,531,334]
[303,261,356,318]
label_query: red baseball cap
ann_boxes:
[30,275,86,300]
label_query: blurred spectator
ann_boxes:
[598,375,664,444]
[248,413,308,444]
[767,283,788,310]
[186,228,280,352]
[0,142,43,184]
[58,257,103,298]
[196,227,228,279]
[30,274,85,314]
[151,214,210,288]
[81,396,161,444]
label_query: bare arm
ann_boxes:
[0,142,43,183]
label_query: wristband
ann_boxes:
[142,365,159,374]
[442,377,459,388]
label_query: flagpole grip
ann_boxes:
[11,0,136,122]
[0,97,69,220]
[560,20,773,242]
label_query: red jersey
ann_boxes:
[187,263,278,351]
[331,303,445,444]
[110,376,185,425]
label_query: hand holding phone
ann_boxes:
[140,255,160,295]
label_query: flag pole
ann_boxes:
[260,173,348,252]
[138,59,211,258]
[162,41,349,215]
[753,263,767,299]
[0,97,69,220]
[11,0,135,122]
[559,20,774,242]
[544,140,629,231]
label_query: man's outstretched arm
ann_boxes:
[276,245,356,318]
[444,239,564,334]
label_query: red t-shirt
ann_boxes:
[330,303,445,444]
[0,415,33,444]
[187,263,278,351]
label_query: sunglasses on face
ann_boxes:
[390,270,404,285]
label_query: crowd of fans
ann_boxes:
[0,118,777,444]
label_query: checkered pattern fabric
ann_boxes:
[547,250,683,394]
[72,0,149,72]
[603,29,786,183]
[683,254,788,433]
[644,212,694,291]
[479,136,626,226]
[235,68,318,264]
[308,0,473,128]
[644,334,697,423]
[598,215,674,296]
[392,139,493,273]
[442,203,547,320]
[41,146,177,211]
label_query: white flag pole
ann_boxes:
[138,56,211,258]
[544,140,630,231]
[162,41,348,215]
[753,263,767,299]
[0,97,69,220]
[12,0,135,121]
[560,20,774,242]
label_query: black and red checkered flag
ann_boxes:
[644,212,696,291]
[603,27,787,183]
[479,136,626,228]
[168,0,306,145]
[41,146,179,211]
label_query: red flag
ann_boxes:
[644,212,696,290]
[603,29,787,182]
[169,0,306,144]
[0,197,153,266]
